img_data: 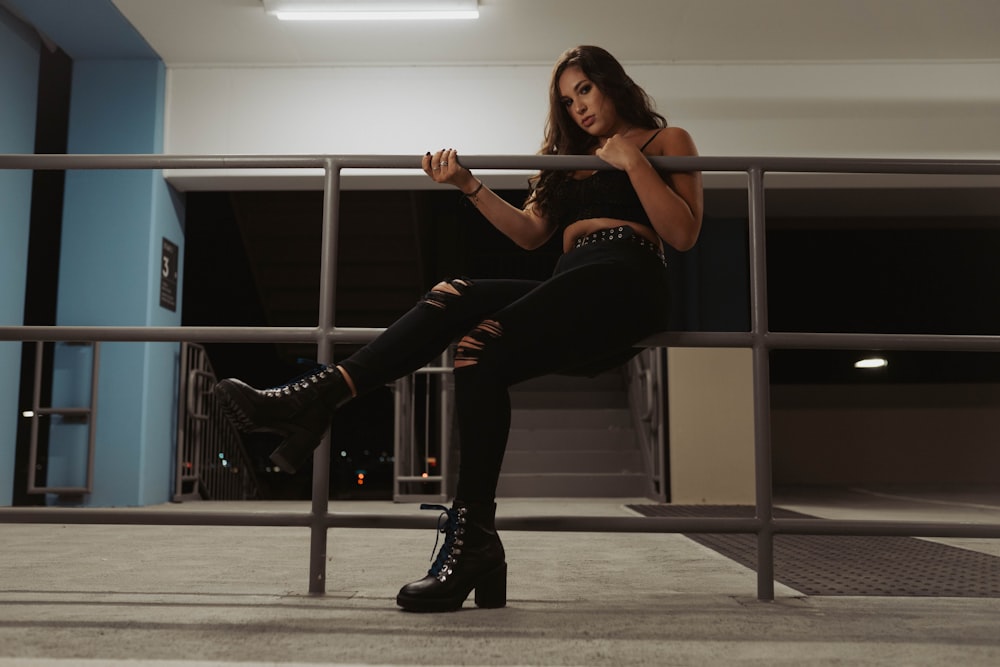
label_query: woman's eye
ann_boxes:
[580,84,591,95]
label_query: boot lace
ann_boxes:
[420,503,466,581]
[261,364,336,397]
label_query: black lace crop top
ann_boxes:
[544,129,664,232]
[546,169,655,231]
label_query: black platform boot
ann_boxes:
[396,501,507,613]
[212,365,352,474]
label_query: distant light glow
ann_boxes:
[22,411,34,418]
[854,357,888,369]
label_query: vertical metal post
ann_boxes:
[27,342,44,491]
[175,343,189,500]
[308,158,342,594]
[439,347,454,500]
[85,342,100,493]
[747,167,775,601]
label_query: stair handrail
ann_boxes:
[175,342,260,501]
[625,348,668,502]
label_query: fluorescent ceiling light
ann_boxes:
[262,0,479,21]
[854,357,888,369]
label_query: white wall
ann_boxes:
[667,348,756,505]
[163,61,1000,190]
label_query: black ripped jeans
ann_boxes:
[339,230,670,503]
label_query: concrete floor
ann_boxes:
[1,488,999,666]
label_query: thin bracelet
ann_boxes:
[463,179,485,199]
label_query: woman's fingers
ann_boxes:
[423,148,463,184]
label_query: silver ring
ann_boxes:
[432,164,440,170]
[440,161,449,166]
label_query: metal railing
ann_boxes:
[175,343,260,501]
[625,347,668,502]
[26,341,100,496]
[393,349,455,503]
[2,152,1000,601]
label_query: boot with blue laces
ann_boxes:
[396,501,507,612]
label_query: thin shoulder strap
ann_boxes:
[639,128,664,151]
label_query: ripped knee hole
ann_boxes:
[422,278,471,309]
[454,319,503,368]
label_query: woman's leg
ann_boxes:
[338,277,539,395]
[396,244,669,612]
[214,276,539,473]
[452,246,670,503]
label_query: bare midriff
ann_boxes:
[562,218,661,254]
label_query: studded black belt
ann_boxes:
[573,226,666,265]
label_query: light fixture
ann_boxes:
[262,0,479,21]
[854,357,888,370]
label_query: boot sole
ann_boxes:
[396,562,507,612]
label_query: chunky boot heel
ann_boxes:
[213,365,353,474]
[397,502,507,613]
[473,562,507,609]
[268,427,324,474]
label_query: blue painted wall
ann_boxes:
[49,59,185,506]
[0,10,41,505]
[3,0,184,506]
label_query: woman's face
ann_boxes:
[557,65,618,137]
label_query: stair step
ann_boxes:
[503,449,642,474]
[495,472,648,498]
[510,390,627,410]
[506,427,637,451]
[510,407,633,429]
[511,372,624,393]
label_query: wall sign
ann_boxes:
[160,237,179,312]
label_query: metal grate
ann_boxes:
[628,505,1000,597]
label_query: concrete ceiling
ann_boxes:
[110,0,1000,67]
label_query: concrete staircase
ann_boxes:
[495,371,648,498]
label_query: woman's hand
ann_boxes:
[423,148,479,194]
[595,134,645,172]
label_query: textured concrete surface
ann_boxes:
[1,493,999,666]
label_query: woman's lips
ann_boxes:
[581,115,595,128]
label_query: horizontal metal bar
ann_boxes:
[0,154,332,170]
[0,325,320,343]
[3,507,996,539]
[2,153,1000,175]
[0,508,311,527]
[396,476,443,482]
[766,331,1000,351]
[7,326,1000,354]
[773,518,1000,539]
[0,509,760,533]
[494,516,763,534]
[25,486,91,496]
[35,408,90,416]
[324,514,765,533]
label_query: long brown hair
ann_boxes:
[528,46,667,217]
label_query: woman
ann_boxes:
[214,45,703,612]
